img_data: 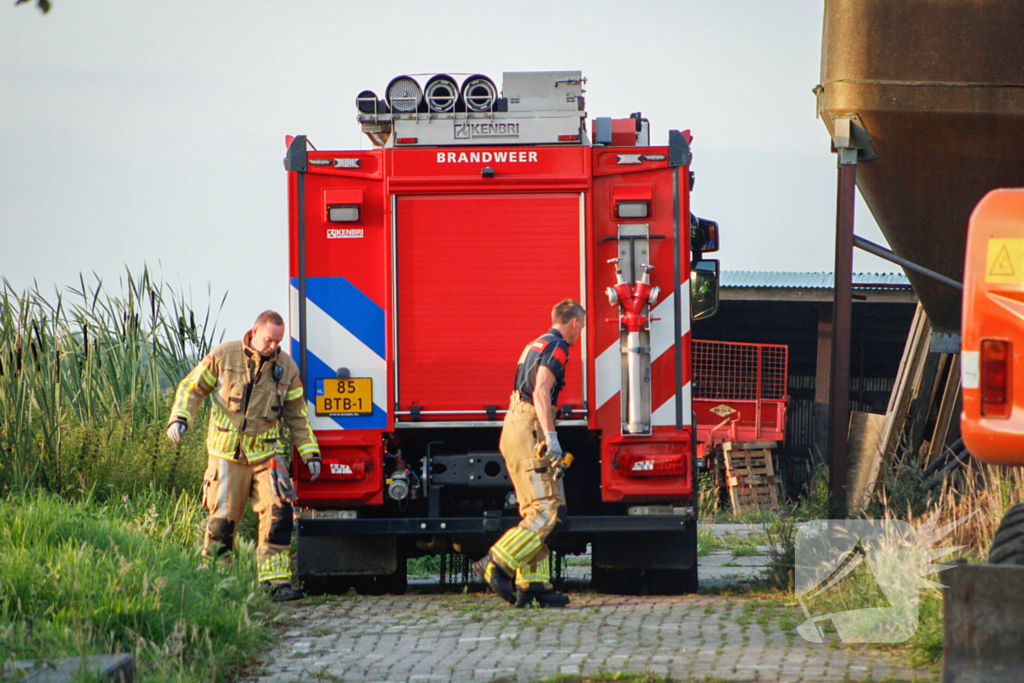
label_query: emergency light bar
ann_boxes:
[424,74,459,113]
[356,90,381,114]
[356,71,587,147]
[386,75,423,113]
[461,74,497,112]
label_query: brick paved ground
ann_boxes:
[241,589,938,683]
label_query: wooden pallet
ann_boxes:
[722,441,781,512]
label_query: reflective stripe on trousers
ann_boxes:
[201,454,294,585]
[490,395,565,582]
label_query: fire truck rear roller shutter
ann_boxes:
[395,194,584,416]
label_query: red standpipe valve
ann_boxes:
[607,258,661,435]
[607,260,659,330]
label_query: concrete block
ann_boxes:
[2,655,134,682]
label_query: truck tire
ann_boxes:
[590,527,699,595]
[297,534,407,594]
[352,561,408,595]
[301,575,353,596]
[591,565,698,595]
[988,503,1024,565]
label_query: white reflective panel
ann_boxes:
[617,201,649,219]
[328,205,360,222]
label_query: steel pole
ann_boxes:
[672,166,683,431]
[298,171,307,389]
[853,235,963,291]
[829,151,857,516]
[283,135,309,392]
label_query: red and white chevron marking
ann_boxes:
[594,291,692,427]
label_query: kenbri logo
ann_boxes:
[454,121,519,139]
[437,150,539,164]
[327,228,364,239]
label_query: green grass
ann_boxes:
[697,528,725,556]
[0,270,276,682]
[700,453,1024,671]
[408,555,444,577]
[730,544,762,557]
[0,489,273,682]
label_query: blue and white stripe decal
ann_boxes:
[290,277,387,430]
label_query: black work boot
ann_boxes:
[471,553,516,604]
[263,581,304,602]
[515,587,570,608]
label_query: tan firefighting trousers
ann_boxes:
[490,393,566,590]
[201,454,294,585]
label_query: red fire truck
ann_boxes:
[284,71,720,595]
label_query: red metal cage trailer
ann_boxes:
[284,71,721,595]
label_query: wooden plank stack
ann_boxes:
[721,440,781,512]
[852,303,964,510]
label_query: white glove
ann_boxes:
[307,458,321,482]
[544,431,562,458]
[166,422,187,445]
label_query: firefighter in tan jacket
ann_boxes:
[166,310,320,601]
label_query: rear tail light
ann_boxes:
[619,453,687,477]
[315,456,369,481]
[982,339,1011,418]
[558,134,580,142]
[396,137,418,145]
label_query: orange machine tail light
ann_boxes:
[981,339,1011,418]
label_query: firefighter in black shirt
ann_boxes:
[473,299,586,608]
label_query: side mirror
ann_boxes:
[690,214,719,253]
[690,259,720,321]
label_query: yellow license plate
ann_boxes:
[315,377,373,416]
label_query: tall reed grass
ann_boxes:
[0,266,224,495]
[0,268,272,682]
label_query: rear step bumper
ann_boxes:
[299,513,694,536]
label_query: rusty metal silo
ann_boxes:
[818,0,1024,334]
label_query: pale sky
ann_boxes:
[1,0,895,338]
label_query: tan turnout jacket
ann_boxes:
[169,331,319,464]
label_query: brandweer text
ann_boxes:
[436,151,539,164]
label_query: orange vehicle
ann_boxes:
[945,189,1024,682]
[961,188,1024,466]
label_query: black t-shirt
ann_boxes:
[513,328,570,406]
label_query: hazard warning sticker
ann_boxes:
[710,404,738,417]
[986,239,1024,283]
